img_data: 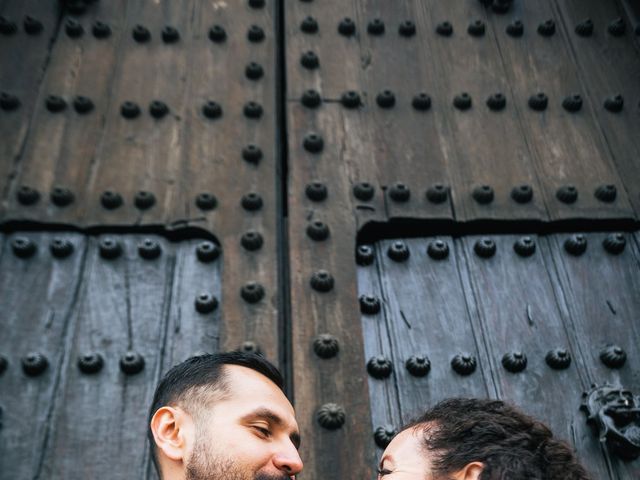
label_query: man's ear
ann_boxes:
[452,462,484,480]
[150,406,191,462]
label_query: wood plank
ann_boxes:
[459,234,611,478]
[546,232,640,478]
[553,0,640,217]
[486,0,635,220]
[0,232,87,479]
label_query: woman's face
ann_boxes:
[377,428,431,479]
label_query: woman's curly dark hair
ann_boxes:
[403,398,591,480]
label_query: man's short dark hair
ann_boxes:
[404,398,591,480]
[147,351,284,475]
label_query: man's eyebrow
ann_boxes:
[241,407,301,449]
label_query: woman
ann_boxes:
[377,398,591,479]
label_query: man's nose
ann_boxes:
[273,444,303,476]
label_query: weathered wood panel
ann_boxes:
[0,233,221,479]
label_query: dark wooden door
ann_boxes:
[1,1,639,479]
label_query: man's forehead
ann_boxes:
[221,365,294,412]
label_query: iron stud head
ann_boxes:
[202,101,223,119]
[316,403,346,430]
[46,95,67,113]
[427,240,449,260]
[436,21,453,36]
[398,20,416,37]
[134,191,156,210]
[513,236,536,257]
[474,238,496,258]
[486,93,506,111]
[241,282,265,303]
[356,245,375,266]
[195,192,217,211]
[120,101,141,119]
[310,270,334,292]
[195,293,219,314]
[506,20,523,37]
[412,92,431,111]
[604,94,624,113]
[546,348,571,370]
[426,184,448,204]
[92,20,111,38]
[303,132,324,153]
[305,182,328,201]
[406,355,431,377]
[575,19,594,37]
[100,190,123,210]
[556,185,578,204]
[162,25,180,43]
[389,182,410,202]
[367,356,393,379]
[238,341,261,354]
[594,184,617,203]
[451,353,477,375]
[562,94,583,113]
[353,182,375,201]
[300,16,318,34]
[472,185,494,204]
[248,0,265,8]
[453,92,472,110]
[16,185,40,205]
[564,234,587,256]
[338,18,356,36]
[120,351,145,375]
[0,91,20,111]
[608,17,626,37]
[78,352,104,374]
[209,25,226,43]
[313,334,339,359]
[247,24,265,42]
[387,241,410,262]
[537,19,556,37]
[374,426,398,448]
[241,192,263,211]
[196,241,221,262]
[65,19,84,38]
[367,18,385,36]
[600,345,627,369]
[0,16,18,35]
[376,89,395,109]
[50,186,74,207]
[138,238,162,259]
[12,236,37,258]
[528,92,548,111]
[243,101,263,119]
[341,90,361,109]
[73,95,94,114]
[359,294,381,314]
[23,16,44,35]
[511,184,533,204]
[502,351,527,373]
[22,352,48,376]
[149,100,169,119]
[242,144,263,164]
[306,221,330,241]
[602,233,626,255]
[245,62,264,80]
[468,19,486,37]
[50,237,74,258]
[99,237,122,260]
[300,51,319,69]
[132,24,151,42]
[241,230,264,251]
[301,89,321,108]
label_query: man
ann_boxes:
[148,352,303,480]
[378,398,591,479]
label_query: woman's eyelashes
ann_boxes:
[377,468,392,478]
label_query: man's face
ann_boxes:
[184,365,302,480]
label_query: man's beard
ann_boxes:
[186,436,291,480]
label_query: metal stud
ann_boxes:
[101,190,123,209]
[307,221,330,241]
[562,94,583,113]
[427,240,449,260]
[138,238,162,260]
[353,182,375,201]
[310,270,334,292]
[468,20,486,37]
[12,237,37,258]
[341,90,361,109]
[556,185,578,204]
[506,20,523,37]
[474,238,496,258]
[303,132,324,153]
[77,352,104,374]
[528,92,548,111]
[149,100,169,119]
[0,16,17,35]
[50,186,74,207]
[305,182,328,201]
[511,184,533,204]
[453,93,472,110]
[46,95,67,113]
[376,90,396,109]
[99,237,122,260]
[412,93,431,111]
[241,192,263,211]
[399,20,416,37]
[389,183,410,202]
[608,18,626,37]
[23,16,44,35]
[316,403,345,430]
[202,101,223,119]
[241,230,264,250]
[196,192,218,211]
[22,352,48,376]
[359,294,381,314]
[436,21,453,36]
[338,17,356,36]
[487,93,506,111]
[545,348,571,370]
[451,353,477,375]
[300,51,319,69]
[356,245,375,266]
[602,233,626,255]
[0,355,7,375]
[575,19,593,37]
[195,293,219,314]
[247,24,265,42]
[65,19,84,38]
[368,18,385,36]
[564,234,587,256]
[537,19,556,37]
[406,355,431,377]
[241,281,265,303]
[300,16,318,34]
[134,191,155,210]
[491,0,513,14]
[209,25,227,43]
[248,0,265,8]
[238,341,260,354]
[245,62,264,80]
[604,94,624,113]
[196,241,221,262]
[242,144,263,164]
[426,184,448,204]
[600,345,626,369]
[594,184,617,203]
[132,24,151,42]
[387,241,410,262]
[50,237,74,258]
[73,96,94,114]
[367,356,393,379]
[120,351,145,375]
[313,334,339,359]
[0,92,20,111]
[472,185,494,204]
[121,101,141,119]
[301,89,321,108]
[160,25,179,43]
[502,351,527,373]
[16,185,40,205]
[513,236,536,257]
[243,101,263,119]
[92,20,111,38]
[374,426,397,448]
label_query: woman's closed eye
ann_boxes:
[377,468,392,478]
